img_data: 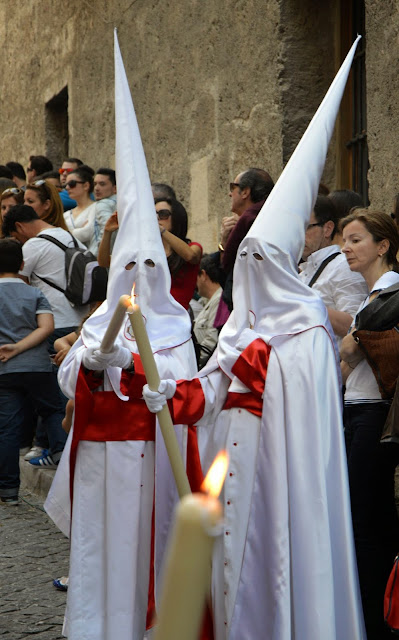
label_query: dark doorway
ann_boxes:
[45,87,69,169]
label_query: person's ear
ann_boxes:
[378,238,390,258]
[323,220,335,240]
[240,186,251,201]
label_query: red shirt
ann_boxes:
[170,241,203,309]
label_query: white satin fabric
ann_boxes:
[194,328,365,640]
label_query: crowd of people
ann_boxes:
[0,146,398,640]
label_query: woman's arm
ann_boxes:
[54,331,78,366]
[71,207,95,244]
[339,329,365,367]
[97,211,118,268]
[161,227,202,264]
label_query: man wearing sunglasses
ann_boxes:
[58,157,84,211]
[219,167,274,311]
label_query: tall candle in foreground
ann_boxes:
[127,291,191,498]
[154,451,229,640]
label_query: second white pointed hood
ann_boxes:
[217,37,361,378]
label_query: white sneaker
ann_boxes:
[24,446,47,461]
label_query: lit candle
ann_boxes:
[100,294,131,353]
[154,451,229,640]
[127,293,191,498]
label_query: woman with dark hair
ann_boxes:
[340,209,399,640]
[155,197,202,309]
[63,165,97,250]
[24,179,67,230]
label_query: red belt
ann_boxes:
[223,391,263,417]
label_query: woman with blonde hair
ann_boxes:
[340,209,399,640]
[24,179,67,230]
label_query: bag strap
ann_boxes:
[32,272,65,294]
[31,232,78,294]
[38,231,78,251]
[308,252,341,288]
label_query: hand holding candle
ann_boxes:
[127,287,191,498]
[154,451,229,640]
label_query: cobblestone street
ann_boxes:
[0,489,69,640]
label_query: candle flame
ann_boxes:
[201,451,229,498]
[131,282,136,305]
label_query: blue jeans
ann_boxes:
[0,372,66,497]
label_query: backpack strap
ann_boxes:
[33,272,66,294]
[308,252,341,288]
[31,231,79,294]
[37,232,79,251]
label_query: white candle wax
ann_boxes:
[127,303,191,498]
[154,492,223,640]
[100,294,130,353]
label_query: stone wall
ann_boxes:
[365,0,399,212]
[1,1,393,250]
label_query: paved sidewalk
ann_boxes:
[0,488,69,640]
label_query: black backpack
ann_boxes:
[33,233,108,306]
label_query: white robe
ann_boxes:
[45,339,197,640]
[192,328,365,640]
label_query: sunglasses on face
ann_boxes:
[2,187,23,196]
[26,167,33,172]
[59,167,74,175]
[229,182,241,192]
[65,180,85,189]
[157,209,172,220]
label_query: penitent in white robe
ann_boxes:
[178,328,365,640]
[45,338,197,640]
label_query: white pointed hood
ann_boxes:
[81,31,191,365]
[218,37,361,378]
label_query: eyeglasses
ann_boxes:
[306,222,324,230]
[58,167,74,175]
[65,180,85,189]
[391,213,396,220]
[157,209,172,220]
[2,187,23,196]
[229,182,241,192]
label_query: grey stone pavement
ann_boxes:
[0,462,69,640]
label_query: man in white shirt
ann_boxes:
[92,168,117,256]
[2,204,89,349]
[193,254,223,368]
[299,195,368,345]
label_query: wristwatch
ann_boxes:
[125,357,135,373]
